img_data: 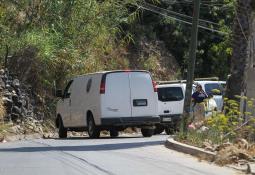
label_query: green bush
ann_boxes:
[177,96,255,146]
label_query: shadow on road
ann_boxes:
[0,140,164,153]
[52,136,142,140]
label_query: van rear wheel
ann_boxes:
[141,128,154,137]
[110,129,119,138]
[87,115,100,139]
[58,118,67,138]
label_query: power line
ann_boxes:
[144,2,221,27]
[161,0,235,9]
[138,2,228,35]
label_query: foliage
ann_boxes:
[0,0,140,89]
[0,0,238,89]
[178,128,223,147]
[177,96,255,146]
[0,95,5,122]
[127,0,236,79]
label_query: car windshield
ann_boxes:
[204,83,223,95]
[158,87,184,102]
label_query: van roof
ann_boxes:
[194,80,226,85]
[73,70,149,78]
[157,83,186,88]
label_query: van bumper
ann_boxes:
[101,116,160,126]
[159,114,182,125]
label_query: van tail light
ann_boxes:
[100,82,105,94]
[100,74,106,94]
[152,81,157,92]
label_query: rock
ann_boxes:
[43,133,54,139]
[215,142,232,151]
[200,126,209,132]
[0,69,5,75]
[27,125,34,130]
[12,105,21,114]
[238,152,252,160]
[0,138,7,143]
[71,131,80,136]
[234,138,249,149]
[204,146,214,152]
[8,125,21,134]
[238,159,248,166]
[12,79,20,87]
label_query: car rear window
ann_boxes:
[204,83,223,95]
[158,87,184,102]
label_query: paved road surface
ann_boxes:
[0,134,241,175]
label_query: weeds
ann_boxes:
[176,96,255,147]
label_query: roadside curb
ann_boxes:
[165,137,216,162]
[248,163,255,175]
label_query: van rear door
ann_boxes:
[157,86,184,116]
[129,72,157,117]
[101,72,131,118]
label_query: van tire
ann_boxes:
[87,115,100,139]
[165,127,174,135]
[58,118,67,138]
[141,128,154,137]
[110,129,119,138]
[154,125,164,135]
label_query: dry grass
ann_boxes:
[0,95,6,122]
[0,95,6,139]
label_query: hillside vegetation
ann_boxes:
[0,0,235,119]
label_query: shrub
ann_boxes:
[177,96,255,146]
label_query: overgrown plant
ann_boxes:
[177,96,255,146]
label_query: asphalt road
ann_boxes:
[0,134,241,175]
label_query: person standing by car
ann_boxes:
[191,84,208,128]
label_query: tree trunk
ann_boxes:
[226,0,254,99]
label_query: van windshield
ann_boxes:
[158,87,184,102]
[204,83,223,95]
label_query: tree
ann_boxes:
[226,0,255,99]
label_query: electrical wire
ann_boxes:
[138,5,228,35]
[144,2,221,27]
[138,2,228,35]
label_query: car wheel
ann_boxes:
[110,129,119,138]
[87,115,100,139]
[58,118,67,138]
[154,125,164,135]
[165,127,174,135]
[141,128,154,137]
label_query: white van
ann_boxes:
[155,81,186,134]
[155,79,225,134]
[55,70,159,138]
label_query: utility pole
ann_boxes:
[181,0,201,134]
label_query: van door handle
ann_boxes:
[69,99,71,106]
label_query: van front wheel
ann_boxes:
[141,128,154,137]
[87,116,100,139]
[58,118,67,138]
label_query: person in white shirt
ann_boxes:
[205,94,217,118]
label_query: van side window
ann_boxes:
[86,78,92,93]
[63,80,73,98]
